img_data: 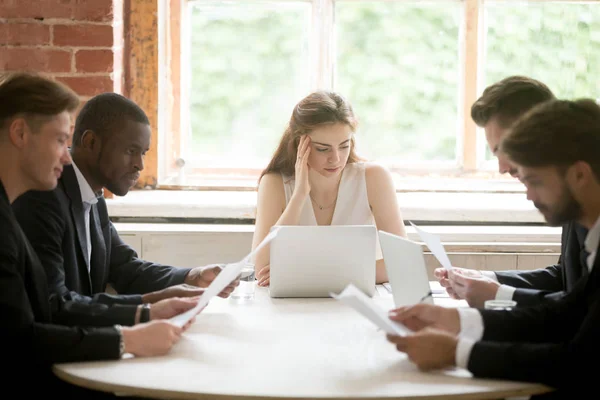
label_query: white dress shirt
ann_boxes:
[480,270,517,300]
[455,215,600,369]
[71,162,98,272]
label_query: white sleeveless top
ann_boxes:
[281,162,383,259]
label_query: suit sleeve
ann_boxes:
[478,277,586,343]
[495,264,565,306]
[11,190,139,326]
[0,226,120,365]
[494,225,568,306]
[107,219,190,294]
[467,287,600,389]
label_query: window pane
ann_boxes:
[336,1,461,164]
[484,1,600,160]
[188,1,311,169]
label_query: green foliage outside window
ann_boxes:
[188,1,600,168]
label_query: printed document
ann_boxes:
[410,221,453,270]
[331,284,412,336]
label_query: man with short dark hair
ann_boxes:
[387,98,600,396]
[434,75,588,308]
[0,72,198,398]
[12,92,238,328]
[471,75,555,177]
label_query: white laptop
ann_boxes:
[269,225,377,298]
[378,230,434,307]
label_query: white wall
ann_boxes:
[116,223,561,280]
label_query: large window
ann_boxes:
[157,0,600,189]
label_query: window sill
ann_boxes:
[106,189,544,225]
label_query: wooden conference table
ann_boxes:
[54,283,552,399]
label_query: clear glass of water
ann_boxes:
[231,264,255,302]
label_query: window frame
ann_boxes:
[131,0,595,192]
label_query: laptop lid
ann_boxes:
[269,225,377,298]
[378,230,434,307]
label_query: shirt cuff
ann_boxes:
[457,308,484,340]
[455,338,476,369]
[495,284,516,301]
[480,270,499,282]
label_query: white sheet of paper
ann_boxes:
[410,221,453,271]
[170,227,280,327]
[331,284,412,336]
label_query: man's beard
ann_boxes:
[534,183,583,226]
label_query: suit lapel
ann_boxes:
[575,223,590,277]
[89,203,107,293]
[61,166,92,290]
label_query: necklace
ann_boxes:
[309,193,337,210]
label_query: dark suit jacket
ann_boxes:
[12,165,191,326]
[467,239,600,394]
[0,180,120,395]
[494,222,588,306]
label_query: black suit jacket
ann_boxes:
[494,222,588,306]
[12,165,191,326]
[467,238,600,394]
[0,180,120,394]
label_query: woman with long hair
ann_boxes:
[252,91,407,286]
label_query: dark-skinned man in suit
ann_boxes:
[12,92,239,328]
[0,72,199,398]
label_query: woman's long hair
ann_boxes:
[259,91,362,182]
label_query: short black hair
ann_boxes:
[72,92,149,147]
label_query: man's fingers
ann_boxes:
[386,334,406,345]
[439,278,451,288]
[446,286,460,299]
[433,268,447,279]
[448,270,470,286]
[389,304,427,321]
[387,335,413,354]
[449,281,467,299]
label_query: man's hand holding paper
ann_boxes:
[170,227,280,328]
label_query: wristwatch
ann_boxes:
[114,324,125,357]
[140,303,151,323]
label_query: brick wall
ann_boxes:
[0,0,124,100]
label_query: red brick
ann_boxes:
[0,0,73,19]
[0,48,71,72]
[0,23,51,46]
[73,0,113,22]
[53,24,113,47]
[57,76,113,97]
[75,49,114,72]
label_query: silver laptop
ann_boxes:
[269,225,377,298]
[378,230,434,306]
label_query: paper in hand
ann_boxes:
[410,221,453,270]
[331,284,412,336]
[170,227,280,327]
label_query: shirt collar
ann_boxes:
[71,162,98,205]
[584,215,600,271]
